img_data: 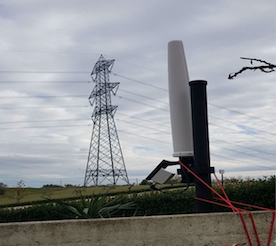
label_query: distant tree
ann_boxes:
[228,57,275,79]
[14,180,25,203]
[0,182,8,196]
[168,175,181,186]
[42,184,63,188]
[64,184,75,188]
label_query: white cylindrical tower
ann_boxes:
[168,40,193,157]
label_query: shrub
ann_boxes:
[0,176,274,223]
[0,183,7,196]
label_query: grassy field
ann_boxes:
[0,185,150,206]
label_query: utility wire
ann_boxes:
[119,128,274,170]
[0,95,87,99]
[117,95,169,112]
[112,73,167,92]
[0,95,274,143]
[0,113,274,159]
[1,88,274,138]
[0,91,274,143]
[208,103,275,124]
[1,49,165,75]
[208,88,276,112]
[0,81,92,84]
[0,105,89,109]
[0,120,273,171]
[211,143,275,163]
[210,153,273,171]
[117,95,276,141]
[118,129,171,145]
[0,118,89,124]
[0,49,101,56]
[119,89,168,105]
[117,112,170,128]
[209,122,276,143]
[0,72,274,126]
[117,117,276,163]
[209,115,276,137]
[116,118,170,135]
[0,124,91,130]
[115,73,275,126]
[0,71,89,74]
[210,138,276,157]
[0,112,274,162]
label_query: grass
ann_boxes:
[0,185,151,206]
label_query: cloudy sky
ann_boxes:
[0,0,275,187]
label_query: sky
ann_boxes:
[0,0,275,188]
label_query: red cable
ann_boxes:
[213,173,235,213]
[215,198,276,246]
[215,197,276,246]
[178,161,255,246]
[213,173,260,246]
[178,161,234,208]
[179,160,275,245]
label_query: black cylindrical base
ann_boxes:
[189,80,212,213]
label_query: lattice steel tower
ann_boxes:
[84,55,129,186]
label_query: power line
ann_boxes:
[208,88,276,112]
[112,73,168,91]
[117,112,170,128]
[0,71,90,74]
[0,105,89,109]
[210,138,276,157]
[0,124,91,130]
[210,153,274,171]
[0,118,89,124]
[2,88,273,139]
[119,89,168,105]
[209,122,276,143]
[0,81,92,84]
[209,115,276,137]
[0,95,87,99]
[115,73,275,126]
[118,128,274,171]
[211,143,275,163]
[116,118,170,135]
[116,118,276,163]
[117,95,169,112]
[0,113,274,160]
[209,103,275,124]
[1,72,274,127]
[117,112,276,159]
[0,49,165,75]
[0,49,101,56]
[0,93,274,143]
[0,119,273,172]
[116,94,276,140]
[118,129,171,145]
[0,89,274,142]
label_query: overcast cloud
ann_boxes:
[0,0,275,187]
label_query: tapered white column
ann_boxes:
[168,40,193,157]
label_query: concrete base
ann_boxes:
[0,211,275,246]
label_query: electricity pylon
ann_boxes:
[84,55,129,186]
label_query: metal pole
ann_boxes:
[219,169,225,186]
[189,80,212,213]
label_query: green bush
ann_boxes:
[0,204,72,223]
[0,176,274,223]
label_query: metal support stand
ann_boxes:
[189,80,213,213]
